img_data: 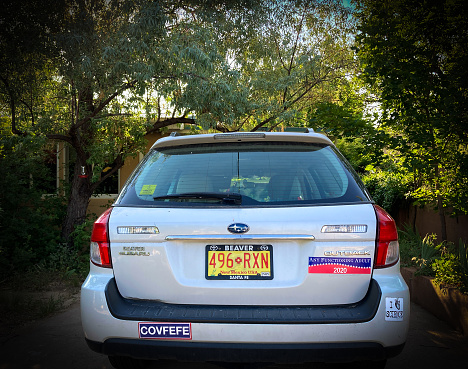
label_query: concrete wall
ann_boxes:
[402,267,468,336]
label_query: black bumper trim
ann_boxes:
[105,278,381,324]
[87,338,405,363]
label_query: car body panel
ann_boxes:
[109,203,377,305]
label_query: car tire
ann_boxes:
[108,356,153,369]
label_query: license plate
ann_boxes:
[206,245,273,280]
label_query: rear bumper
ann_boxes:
[105,277,382,324]
[81,264,409,364]
[86,338,405,363]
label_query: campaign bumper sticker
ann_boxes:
[385,297,404,321]
[139,322,192,340]
[308,257,371,274]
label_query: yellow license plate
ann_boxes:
[205,245,273,280]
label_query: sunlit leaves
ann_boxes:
[354,0,468,224]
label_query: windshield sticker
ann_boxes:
[385,298,404,321]
[139,322,192,340]
[140,184,157,195]
[308,257,371,274]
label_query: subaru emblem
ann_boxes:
[227,223,250,234]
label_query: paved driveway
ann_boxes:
[1,301,467,369]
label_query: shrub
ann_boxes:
[362,168,411,215]
[433,240,468,293]
[0,134,66,276]
[399,225,441,276]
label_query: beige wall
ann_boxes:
[87,196,116,217]
[87,132,164,218]
[396,205,468,244]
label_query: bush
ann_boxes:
[399,225,440,276]
[432,240,468,293]
[399,224,468,293]
[398,224,424,267]
[362,168,411,215]
[0,134,67,276]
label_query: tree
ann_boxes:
[1,0,358,242]
[0,0,67,135]
[218,0,357,132]
[354,0,468,240]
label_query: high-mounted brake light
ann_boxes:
[374,205,399,268]
[214,133,266,140]
[90,207,112,268]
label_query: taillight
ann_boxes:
[90,207,112,268]
[374,205,399,268]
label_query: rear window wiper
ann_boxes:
[153,192,242,205]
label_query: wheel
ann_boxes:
[108,356,153,369]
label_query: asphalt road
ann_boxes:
[1,301,467,369]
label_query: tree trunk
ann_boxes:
[412,204,418,232]
[434,165,447,242]
[61,160,94,242]
[437,199,447,242]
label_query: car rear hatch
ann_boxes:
[107,132,383,306]
[109,203,377,306]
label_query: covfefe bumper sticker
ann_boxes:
[139,322,192,340]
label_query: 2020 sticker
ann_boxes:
[308,257,371,274]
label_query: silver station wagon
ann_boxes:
[81,130,409,369]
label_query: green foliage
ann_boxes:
[398,226,441,275]
[399,225,468,293]
[308,102,373,142]
[0,0,361,241]
[398,224,423,267]
[433,240,468,294]
[412,234,441,276]
[354,0,468,223]
[0,134,66,275]
[70,217,94,253]
[362,166,412,215]
[433,254,465,293]
[335,137,372,174]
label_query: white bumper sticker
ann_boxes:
[385,297,404,321]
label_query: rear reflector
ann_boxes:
[90,207,112,268]
[374,205,399,268]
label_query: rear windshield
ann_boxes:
[116,141,370,207]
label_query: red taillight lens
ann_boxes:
[90,207,112,268]
[374,205,399,268]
